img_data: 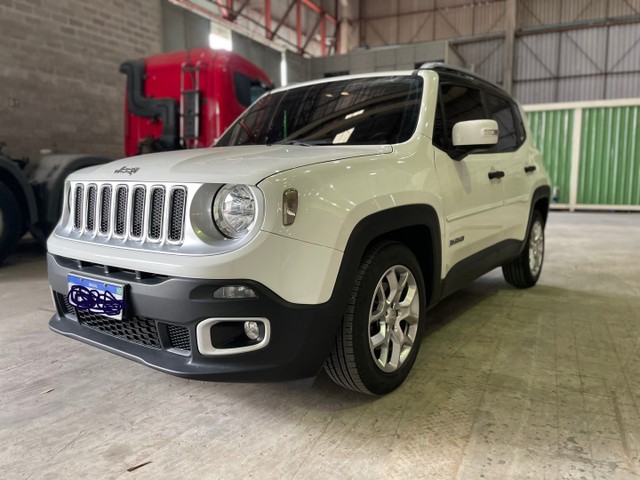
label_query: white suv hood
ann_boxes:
[69,144,393,185]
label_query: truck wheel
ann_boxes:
[325,243,426,395]
[0,183,22,265]
[502,210,545,288]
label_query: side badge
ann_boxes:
[449,236,465,247]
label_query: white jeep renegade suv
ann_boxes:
[47,64,550,395]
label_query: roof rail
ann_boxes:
[419,62,501,89]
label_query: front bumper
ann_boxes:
[47,254,344,381]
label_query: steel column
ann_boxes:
[503,0,517,92]
[320,15,326,55]
[265,0,272,39]
[296,0,302,54]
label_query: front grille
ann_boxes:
[77,310,161,349]
[72,182,187,244]
[167,324,191,351]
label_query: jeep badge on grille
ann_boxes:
[114,166,140,175]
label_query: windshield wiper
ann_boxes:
[272,140,313,146]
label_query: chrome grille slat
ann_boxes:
[115,186,128,236]
[86,185,97,232]
[148,187,165,240]
[168,187,186,242]
[74,185,83,230]
[99,186,112,234]
[130,186,145,238]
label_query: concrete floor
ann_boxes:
[1,212,640,480]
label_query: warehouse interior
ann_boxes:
[1,0,640,478]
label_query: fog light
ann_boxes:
[213,285,257,299]
[244,321,260,340]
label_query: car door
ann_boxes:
[432,82,507,274]
[483,92,531,241]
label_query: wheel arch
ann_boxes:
[533,190,550,226]
[515,185,551,258]
[331,204,443,311]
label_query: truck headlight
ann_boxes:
[212,184,256,238]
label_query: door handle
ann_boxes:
[524,165,537,173]
[488,170,505,180]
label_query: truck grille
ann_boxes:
[72,182,187,243]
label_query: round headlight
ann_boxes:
[213,184,257,238]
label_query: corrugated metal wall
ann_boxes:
[354,0,640,104]
[360,0,506,45]
[518,0,640,28]
[526,101,640,210]
[578,106,640,205]
[513,23,640,103]
[527,110,574,204]
[454,38,504,84]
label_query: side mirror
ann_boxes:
[452,119,499,148]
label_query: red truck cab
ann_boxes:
[120,48,272,157]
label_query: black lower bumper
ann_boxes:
[47,254,345,382]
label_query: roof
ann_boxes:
[419,62,505,92]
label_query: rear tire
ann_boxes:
[324,243,426,395]
[0,183,22,265]
[502,210,545,288]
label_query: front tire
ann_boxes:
[502,210,545,288]
[324,243,426,395]
[0,183,22,265]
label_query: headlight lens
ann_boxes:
[213,184,257,238]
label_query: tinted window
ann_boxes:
[485,93,518,152]
[432,98,446,149]
[234,72,270,107]
[440,84,485,148]
[217,76,423,146]
[512,104,527,145]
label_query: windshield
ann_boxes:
[216,76,423,147]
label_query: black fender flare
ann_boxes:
[0,155,38,228]
[517,185,551,256]
[329,204,443,312]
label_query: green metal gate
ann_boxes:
[527,109,573,205]
[525,99,640,211]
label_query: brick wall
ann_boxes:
[0,0,163,162]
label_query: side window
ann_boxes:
[234,72,270,107]
[440,84,485,149]
[432,97,446,149]
[512,103,527,145]
[485,93,518,152]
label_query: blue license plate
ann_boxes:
[67,275,125,320]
